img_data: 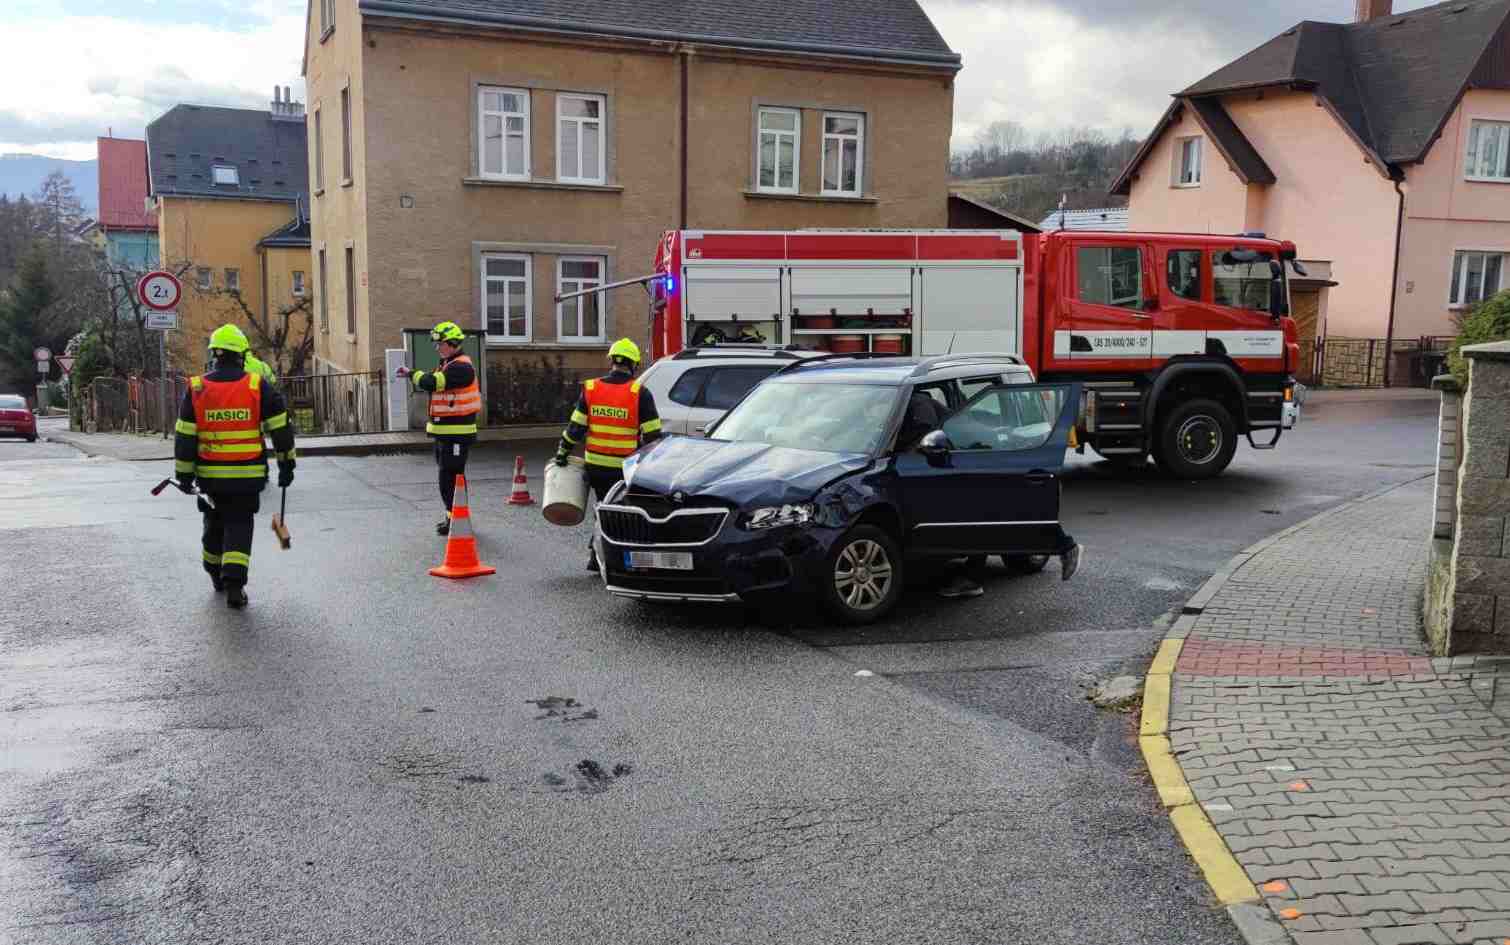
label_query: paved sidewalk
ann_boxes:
[45,423,558,460]
[1165,477,1510,945]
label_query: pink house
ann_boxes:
[1112,0,1510,385]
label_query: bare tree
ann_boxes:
[199,283,315,378]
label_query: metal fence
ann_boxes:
[83,376,188,434]
[1316,336,1454,389]
[282,371,387,435]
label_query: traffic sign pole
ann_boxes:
[136,271,183,439]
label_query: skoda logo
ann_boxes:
[672,492,685,504]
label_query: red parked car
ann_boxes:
[0,394,37,442]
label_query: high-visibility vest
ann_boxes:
[189,372,267,480]
[427,354,481,436]
[583,378,641,468]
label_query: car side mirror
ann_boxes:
[919,429,953,468]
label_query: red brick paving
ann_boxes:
[1177,637,1433,677]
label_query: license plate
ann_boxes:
[0,425,11,431]
[626,551,693,571]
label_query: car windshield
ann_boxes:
[711,382,895,454]
[0,396,25,409]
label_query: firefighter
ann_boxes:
[395,321,480,535]
[174,324,296,610]
[245,352,278,385]
[554,338,662,572]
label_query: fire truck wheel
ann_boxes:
[1154,399,1237,480]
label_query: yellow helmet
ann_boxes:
[608,337,642,365]
[207,323,250,354]
[430,321,465,344]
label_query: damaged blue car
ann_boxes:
[595,354,1082,624]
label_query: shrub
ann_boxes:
[1448,289,1510,387]
[485,355,585,424]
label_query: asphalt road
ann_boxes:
[0,397,1439,944]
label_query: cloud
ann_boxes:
[0,9,306,152]
[922,0,1439,150]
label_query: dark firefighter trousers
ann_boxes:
[436,438,472,511]
[200,493,260,586]
[586,465,623,556]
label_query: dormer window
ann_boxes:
[212,165,239,186]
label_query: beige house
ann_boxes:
[1112,0,1510,384]
[301,0,960,378]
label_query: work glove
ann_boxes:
[553,449,570,467]
[177,474,195,493]
[277,464,295,488]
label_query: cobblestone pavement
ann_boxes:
[1169,478,1510,945]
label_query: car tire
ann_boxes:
[821,525,903,625]
[1006,553,1050,575]
[1154,398,1237,480]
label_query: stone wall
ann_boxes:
[1424,341,1510,654]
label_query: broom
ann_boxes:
[270,487,291,550]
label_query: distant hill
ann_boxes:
[0,154,97,211]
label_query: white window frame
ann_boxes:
[482,252,532,343]
[1175,137,1202,187]
[479,86,531,181]
[1448,249,1508,309]
[556,93,606,185]
[756,107,800,195]
[557,256,606,344]
[1465,119,1510,183]
[312,108,324,192]
[212,164,239,186]
[820,111,865,197]
[292,270,306,297]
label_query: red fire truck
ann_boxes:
[640,228,1303,479]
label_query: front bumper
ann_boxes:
[596,519,841,603]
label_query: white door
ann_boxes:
[917,265,1022,355]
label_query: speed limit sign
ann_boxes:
[136,271,182,312]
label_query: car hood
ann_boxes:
[624,436,871,507]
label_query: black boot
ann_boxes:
[226,584,248,609]
[209,571,225,592]
[586,547,600,573]
[436,517,451,536]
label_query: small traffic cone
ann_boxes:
[506,455,534,506]
[430,475,496,580]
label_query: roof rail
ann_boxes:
[908,353,1024,377]
[673,344,806,360]
[775,352,902,374]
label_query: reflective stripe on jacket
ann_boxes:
[583,377,641,468]
[190,373,266,480]
[423,354,481,436]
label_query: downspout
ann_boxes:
[1382,177,1404,387]
[679,46,690,230]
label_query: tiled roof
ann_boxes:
[357,0,960,67]
[1181,0,1510,165]
[146,105,308,203]
[259,215,311,248]
[1037,207,1129,232]
[96,137,155,231]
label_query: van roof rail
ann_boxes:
[909,353,1024,377]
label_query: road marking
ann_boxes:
[853,670,874,677]
[1140,674,1171,736]
[1139,735,1192,808]
[1148,638,1183,677]
[1169,804,1258,905]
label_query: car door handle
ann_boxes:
[1025,470,1055,485]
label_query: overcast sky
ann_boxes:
[0,0,1438,161]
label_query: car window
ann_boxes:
[958,375,1000,402]
[702,365,783,410]
[1167,250,1201,301]
[1212,251,1275,312]
[713,382,895,455]
[940,386,1066,452]
[1077,246,1143,309]
[0,395,25,409]
[667,367,710,407]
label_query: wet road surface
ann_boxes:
[0,397,1438,943]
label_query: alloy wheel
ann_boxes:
[834,539,894,612]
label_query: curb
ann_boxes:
[1141,473,1435,945]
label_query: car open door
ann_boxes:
[896,382,1080,555]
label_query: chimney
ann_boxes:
[271,84,306,121]
[1355,0,1392,22]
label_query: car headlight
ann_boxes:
[743,503,816,530]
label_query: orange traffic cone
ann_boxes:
[507,455,534,506]
[430,475,496,579]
